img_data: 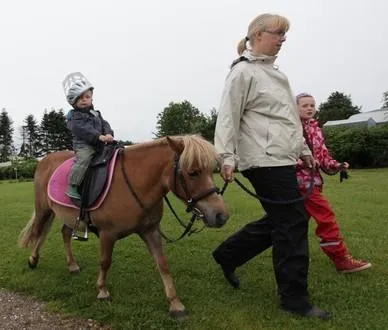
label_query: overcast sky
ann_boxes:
[1,0,387,143]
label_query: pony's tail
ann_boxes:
[18,211,54,248]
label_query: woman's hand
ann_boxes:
[220,164,235,182]
[300,155,316,170]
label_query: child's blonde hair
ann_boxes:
[296,93,313,104]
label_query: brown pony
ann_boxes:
[18,135,229,318]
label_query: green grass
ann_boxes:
[0,169,388,329]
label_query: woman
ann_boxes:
[213,13,330,319]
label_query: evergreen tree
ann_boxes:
[53,109,72,150]
[41,109,72,153]
[0,109,14,162]
[18,125,28,158]
[381,91,388,108]
[22,114,42,158]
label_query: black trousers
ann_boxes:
[213,166,311,311]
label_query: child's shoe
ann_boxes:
[335,255,371,274]
[66,185,81,200]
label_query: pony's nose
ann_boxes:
[215,212,229,227]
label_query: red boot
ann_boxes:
[335,255,372,274]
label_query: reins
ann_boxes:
[161,167,315,243]
[320,166,349,182]
[119,146,317,244]
[220,167,315,205]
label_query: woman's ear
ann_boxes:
[254,30,263,40]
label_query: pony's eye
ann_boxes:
[188,170,201,177]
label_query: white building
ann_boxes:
[324,108,388,128]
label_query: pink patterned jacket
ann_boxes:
[297,119,342,191]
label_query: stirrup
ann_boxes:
[72,218,89,241]
[72,227,88,241]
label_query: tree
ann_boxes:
[19,126,28,158]
[316,92,361,126]
[41,109,72,154]
[20,114,42,158]
[198,108,218,143]
[117,140,135,146]
[154,100,207,138]
[54,109,73,150]
[0,109,14,162]
[381,91,388,108]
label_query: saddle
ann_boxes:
[71,142,123,220]
[75,142,122,240]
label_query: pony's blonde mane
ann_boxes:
[123,135,219,171]
[179,135,219,171]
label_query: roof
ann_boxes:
[324,108,388,127]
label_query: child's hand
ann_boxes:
[105,134,114,142]
[99,134,114,143]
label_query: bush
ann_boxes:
[323,124,388,168]
[0,159,38,181]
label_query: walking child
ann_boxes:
[296,93,371,273]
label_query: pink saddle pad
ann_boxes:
[47,150,119,210]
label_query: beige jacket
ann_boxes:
[214,51,311,171]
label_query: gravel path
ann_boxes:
[0,288,111,330]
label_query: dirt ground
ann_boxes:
[0,288,111,330]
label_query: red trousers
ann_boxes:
[301,187,349,263]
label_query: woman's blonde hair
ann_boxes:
[237,13,290,55]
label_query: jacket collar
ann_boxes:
[242,50,277,65]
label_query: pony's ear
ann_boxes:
[166,136,184,155]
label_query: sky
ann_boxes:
[1,0,387,144]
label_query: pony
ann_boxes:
[18,135,229,318]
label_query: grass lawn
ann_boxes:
[0,168,387,329]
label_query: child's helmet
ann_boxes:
[62,72,94,105]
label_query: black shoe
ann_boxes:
[220,264,240,289]
[283,305,331,320]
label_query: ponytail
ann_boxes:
[237,37,248,55]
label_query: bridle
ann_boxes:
[170,154,220,214]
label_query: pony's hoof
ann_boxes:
[169,309,188,321]
[28,256,38,269]
[69,268,81,275]
[97,293,112,301]
[27,260,37,269]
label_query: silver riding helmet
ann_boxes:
[62,72,94,105]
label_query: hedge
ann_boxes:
[323,124,388,168]
[1,125,387,181]
[0,159,38,181]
